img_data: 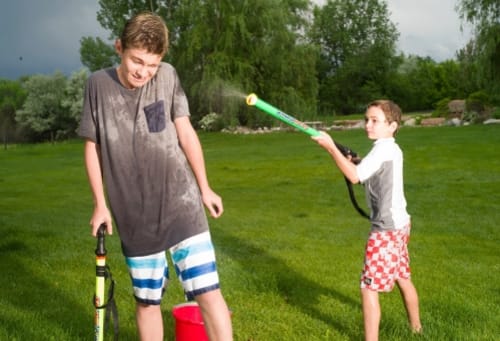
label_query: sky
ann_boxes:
[0,0,473,81]
[0,0,108,80]
[386,0,472,61]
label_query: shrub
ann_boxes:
[462,110,480,124]
[466,91,490,114]
[491,107,500,119]
[414,115,422,125]
[198,112,224,132]
[432,97,451,117]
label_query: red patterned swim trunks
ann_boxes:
[360,224,411,292]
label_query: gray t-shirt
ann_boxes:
[78,63,209,257]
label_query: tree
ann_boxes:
[16,70,87,143]
[384,55,465,112]
[61,69,89,137]
[80,37,118,72]
[0,79,26,148]
[171,0,317,126]
[311,0,399,115]
[455,40,482,96]
[16,72,67,142]
[80,0,319,128]
[457,0,500,102]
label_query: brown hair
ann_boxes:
[120,12,169,56]
[367,99,402,133]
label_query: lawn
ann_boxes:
[0,124,498,340]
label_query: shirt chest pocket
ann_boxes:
[144,100,166,133]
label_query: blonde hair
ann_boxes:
[120,12,169,56]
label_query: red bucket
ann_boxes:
[172,302,208,341]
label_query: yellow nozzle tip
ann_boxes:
[246,93,258,106]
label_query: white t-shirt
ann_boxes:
[356,138,410,230]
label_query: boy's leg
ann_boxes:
[171,231,233,340]
[136,303,163,341]
[125,251,169,341]
[396,223,422,333]
[360,229,399,341]
[396,278,422,333]
[195,289,233,341]
[361,288,380,341]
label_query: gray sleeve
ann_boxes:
[168,65,190,121]
[77,76,98,143]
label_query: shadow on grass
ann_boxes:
[216,231,363,340]
[0,231,136,340]
[0,238,87,339]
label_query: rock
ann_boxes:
[404,118,417,126]
[483,119,500,125]
[448,99,465,116]
[448,118,462,126]
[420,117,446,126]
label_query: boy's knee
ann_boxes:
[136,302,161,311]
[195,288,222,305]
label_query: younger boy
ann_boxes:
[312,100,422,341]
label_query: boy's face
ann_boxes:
[364,106,397,140]
[115,40,163,89]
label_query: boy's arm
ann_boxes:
[312,132,360,184]
[84,139,113,235]
[174,116,223,218]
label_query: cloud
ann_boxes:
[313,0,472,61]
[387,0,472,61]
[0,0,108,79]
[0,0,474,80]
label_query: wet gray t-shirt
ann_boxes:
[78,63,209,257]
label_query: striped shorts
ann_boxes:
[125,232,220,305]
[360,224,411,292]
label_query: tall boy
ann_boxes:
[78,12,232,341]
[312,100,421,340]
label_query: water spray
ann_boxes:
[245,93,321,137]
[245,93,369,219]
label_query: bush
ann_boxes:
[491,107,500,119]
[198,112,224,132]
[466,91,490,114]
[432,97,451,117]
[462,110,480,124]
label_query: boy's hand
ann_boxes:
[90,205,113,236]
[202,189,224,218]
[311,131,335,152]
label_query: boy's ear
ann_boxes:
[115,39,122,55]
[389,121,398,133]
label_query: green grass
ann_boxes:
[0,125,499,340]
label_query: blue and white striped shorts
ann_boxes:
[125,232,220,305]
